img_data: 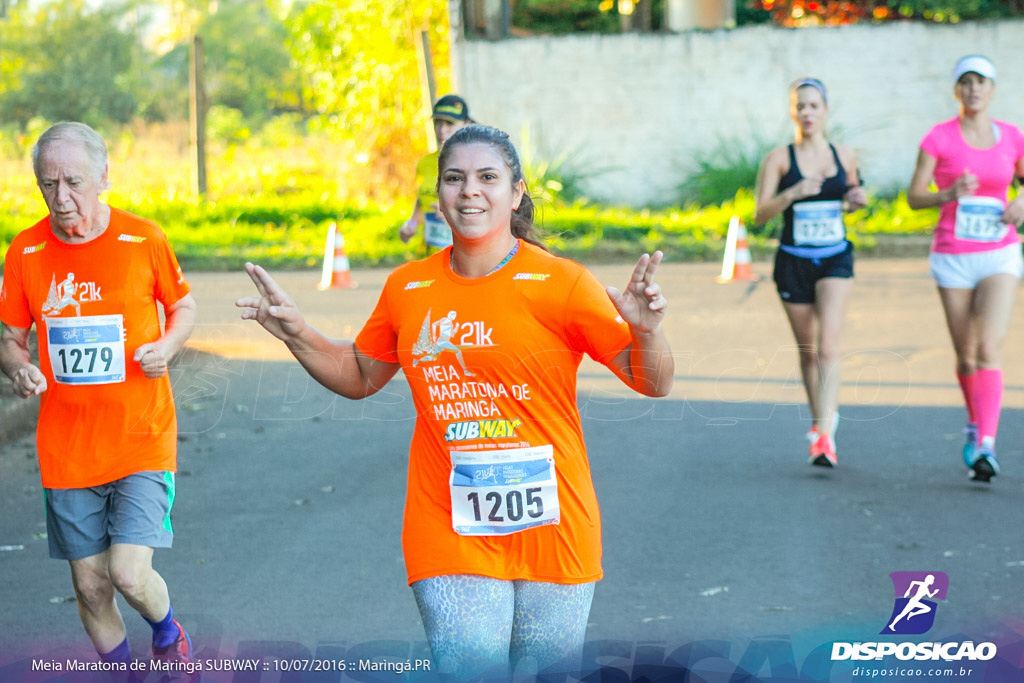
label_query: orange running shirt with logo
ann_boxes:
[355,241,632,585]
[0,208,191,488]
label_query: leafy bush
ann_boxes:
[676,134,776,208]
[510,0,1022,33]
[518,126,611,206]
[747,0,1024,25]
[206,106,252,145]
[513,0,621,33]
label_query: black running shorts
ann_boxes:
[773,242,854,305]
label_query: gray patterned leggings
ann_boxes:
[411,574,595,680]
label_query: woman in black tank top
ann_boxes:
[776,143,849,247]
[754,78,867,468]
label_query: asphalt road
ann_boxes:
[1,258,1023,682]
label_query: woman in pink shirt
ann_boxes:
[907,55,1024,482]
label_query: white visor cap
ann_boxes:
[953,55,996,83]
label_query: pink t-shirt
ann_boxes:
[920,118,1024,254]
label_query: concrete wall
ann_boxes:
[451,20,1024,207]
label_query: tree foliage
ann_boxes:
[196,1,300,118]
[284,0,451,198]
[140,0,299,122]
[512,0,627,33]
[0,0,450,201]
[747,0,1024,25]
[505,0,1023,32]
[0,0,303,128]
[0,0,143,126]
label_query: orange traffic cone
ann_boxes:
[732,221,755,281]
[318,222,357,290]
[717,216,757,283]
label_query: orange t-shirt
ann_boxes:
[355,241,632,585]
[0,208,191,488]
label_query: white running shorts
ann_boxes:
[929,243,1024,289]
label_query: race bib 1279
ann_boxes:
[45,314,126,385]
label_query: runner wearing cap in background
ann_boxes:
[907,55,1024,483]
[754,77,867,468]
[399,94,474,255]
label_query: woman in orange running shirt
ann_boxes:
[237,125,673,679]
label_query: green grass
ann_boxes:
[0,125,421,271]
[536,189,938,263]
[0,127,939,272]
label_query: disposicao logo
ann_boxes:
[882,571,948,635]
[830,571,998,663]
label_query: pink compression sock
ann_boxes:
[971,368,1003,442]
[956,370,975,424]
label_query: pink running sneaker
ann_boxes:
[809,433,837,468]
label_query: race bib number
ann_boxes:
[449,445,559,536]
[423,211,453,249]
[45,315,126,385]
[793,200,845,246]
[955,196,1008,243]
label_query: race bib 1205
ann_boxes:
[449,445,559,536]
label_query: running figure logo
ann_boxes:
[412,308,475,376]
[881,571,948,635]
[42,273,81,316]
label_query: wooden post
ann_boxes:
[462,0,479,38]
[665,0,735,31]
[618,0,634,31]
[621,0,652,31]
[416,29,438,151]
[189,35,207,197]
[482,0,507,39]
[635,0,652,31]
[419,31,438,105]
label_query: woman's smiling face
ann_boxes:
[438,142,524,245]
